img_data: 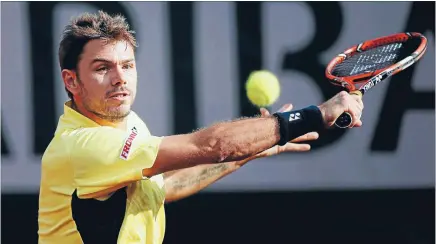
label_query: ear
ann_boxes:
[62,69,80,96]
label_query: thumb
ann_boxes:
[278,103,293,113]
[260,107,270,117]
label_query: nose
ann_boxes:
[111,66,127,86]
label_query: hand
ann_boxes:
[317,91,364,128]
[235,103,319,168]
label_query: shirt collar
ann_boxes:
[61,100,101,128]
[56,100,137,135]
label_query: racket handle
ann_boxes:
[334,90,363,129]
[334,112,353,128]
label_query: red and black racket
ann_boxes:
[325,32,428,128]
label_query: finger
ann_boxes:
[278,103,293,113]
[280,143,311,152]
[349,104,362,128]
[354,94,364,109]
[353,119,363,127]
[358,99,364,111]
[354,99,364,114]
[350,93,364,112]
[290,132,319,143]
[349,113,359,128]
[260,107,270,117]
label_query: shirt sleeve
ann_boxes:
[69,126,163,199]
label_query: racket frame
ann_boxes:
[325,32,428,128]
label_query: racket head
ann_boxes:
[325,32,427,94]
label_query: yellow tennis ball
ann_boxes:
[245,70,280,107]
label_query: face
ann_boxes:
[65,39,137,122]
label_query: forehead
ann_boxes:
[81,39,135,63]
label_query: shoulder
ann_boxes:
[41,128,87,167]
[68,126,127,151]
[70,126,122,140]
[128,111,152,135]
[46,126,124,162]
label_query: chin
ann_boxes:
[108,104,131,116]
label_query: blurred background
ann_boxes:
[1,1,435,243]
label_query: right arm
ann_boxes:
[145,116,280,177]
[70,115,281,199]
[146,90,364,177]
[71,91,363,198]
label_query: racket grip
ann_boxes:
[334,90,363,129]
[334,112,353,128]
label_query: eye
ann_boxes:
[122,63,134,69]
[96,66,108,72]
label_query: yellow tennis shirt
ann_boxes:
[38,101,166,244]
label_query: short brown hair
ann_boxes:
[59,11,137,99]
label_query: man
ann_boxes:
[38,11,363,244]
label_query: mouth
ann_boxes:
[108,92,130,99]
[108,91,131,101]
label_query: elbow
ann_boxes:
[203,135,231,164]
[214,143,230,163]
[193,126,237,164]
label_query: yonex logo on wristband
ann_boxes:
[289,112,301,122]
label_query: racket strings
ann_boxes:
[332,42,404,77]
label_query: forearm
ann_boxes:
[195,117,280,162]
[145,106,323,178]
[163,156,256,203]
[147,116,280,177]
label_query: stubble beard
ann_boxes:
[77,81,132,123]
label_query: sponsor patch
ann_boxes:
[289,112,301,122]
[120,127,138,160]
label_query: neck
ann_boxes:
[71,100,128,130]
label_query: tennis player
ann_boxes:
[38,11,363,244]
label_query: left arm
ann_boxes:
[163,156,257,203]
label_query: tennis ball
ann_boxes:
[245,70,281,107]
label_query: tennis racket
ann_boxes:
[325,32,428,128]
